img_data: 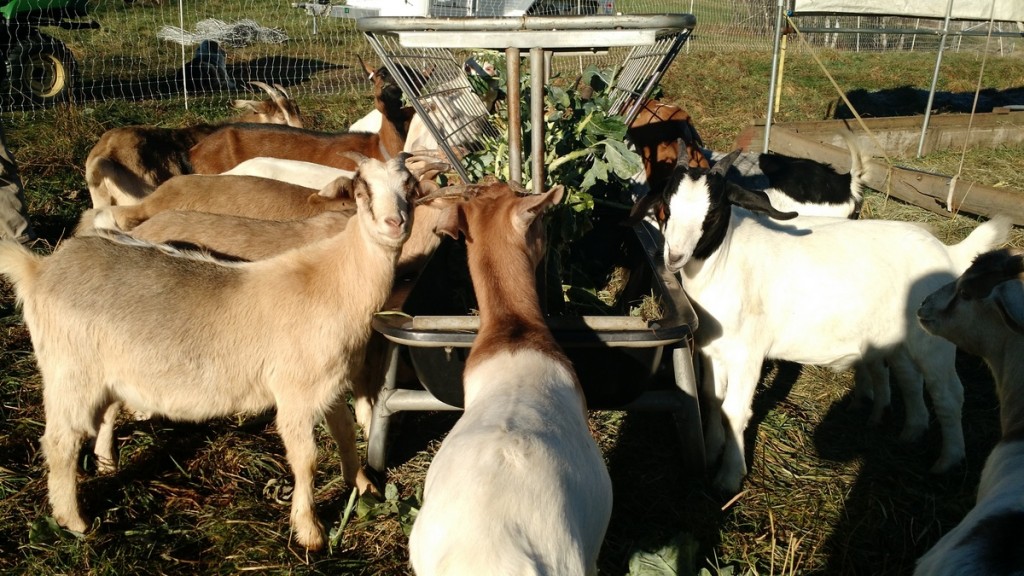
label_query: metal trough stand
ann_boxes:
[354,13,705,475]
[367,220,706,476]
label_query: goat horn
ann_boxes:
[249,81,277,96]
[415,184,481,205]
[273,83,290,98]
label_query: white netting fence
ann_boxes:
[0,0,1018,114]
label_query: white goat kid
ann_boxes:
[408,183,613,576]
[914,247,1024,576]
[630,151,1012,495]
[0,155,418,551]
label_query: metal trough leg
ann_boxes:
[670,344,705,474]
[366,342,402,473]
[366,343,464,473]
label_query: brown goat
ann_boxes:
[627,98,710,195]
[85,82,304,208]
[188,58,412,175]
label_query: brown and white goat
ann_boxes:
[408,183,613,575]
[85,81,303,208]
[915,247,1024,576]
[627,98,710,195]
[188,58,413,175]
[86,173,354,232]
[0,155,421,551]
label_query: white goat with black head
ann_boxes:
[915,247,1024,576]
[629,151,1011,494]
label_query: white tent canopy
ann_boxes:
[791,0,1024,22]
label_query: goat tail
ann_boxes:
[948,215,1014,275]
[838,130,869,203]
[91,208,123,232]
[0,240,44,303]
[86,157,158,207]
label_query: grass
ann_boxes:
[1,41,1024,576]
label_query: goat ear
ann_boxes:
[515,186,562,228]
[357,55,376,79]
[544,185,565,206]
[320,176,355,199]
[991,281,1024,336]
[724,181,798,220]
[433,204,463,240]
[343,151,371,166]
[625,192,665,227]
[231,99,258,111]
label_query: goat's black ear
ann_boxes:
[724,181,798,220]
[992,280,1024,336]
[624,192,664,227]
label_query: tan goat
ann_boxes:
[87,173,353,232]
[0,155,421,551]
[85,81,304,208]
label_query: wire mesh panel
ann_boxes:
[359,14,695,182]
[606,28,691,125]
[363,32,503,181]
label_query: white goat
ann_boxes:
[408,182,613,575]
[629,151,1012,495]
[221,157,353,189]
[0,155,420,551]
[914,247,1024,576]
[705,130,867,219]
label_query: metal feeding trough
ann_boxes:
[346,12,705,473]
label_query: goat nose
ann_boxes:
[385,214,407,234]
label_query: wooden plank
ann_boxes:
[735,111,1024,157]
[732,125,1024,225]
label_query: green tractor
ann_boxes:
[1,0,97,107]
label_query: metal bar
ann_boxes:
[919,0,955,158]
[358,14,696,34]
[764,0,787,153]
[397,29,655,49]
[789,26,1021,37]
[506,46,522,184]
[530,46,545,194]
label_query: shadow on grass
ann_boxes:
[812,351,1000,575]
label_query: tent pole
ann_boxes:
[763,0,787,153]
[917,0,955,158]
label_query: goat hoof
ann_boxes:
[95,458,118,475]
[55,514,89,534]
[293,522,326,552]
[355,468,381,497]
[897,425,926,445]
[929,454,965,475]
[711,471,744,499]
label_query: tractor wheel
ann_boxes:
[4,35,77,107]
